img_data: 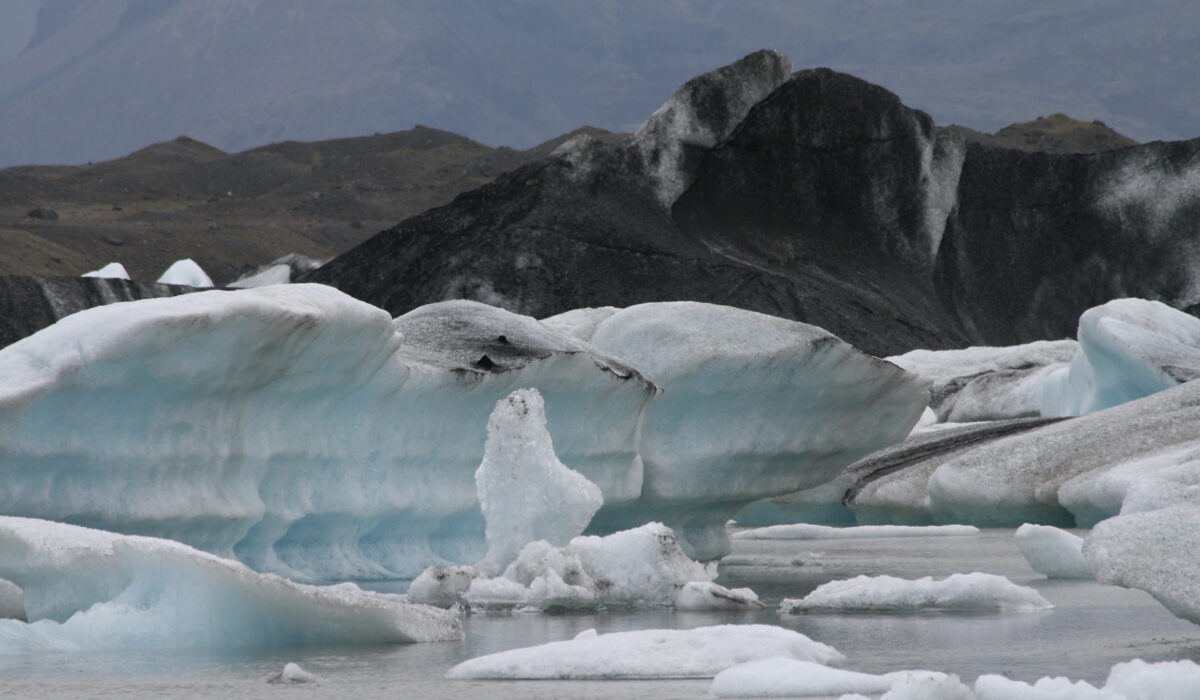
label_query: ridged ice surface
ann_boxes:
[0,517,462,652]
[445,624,842,679]
[781,572,1052,613]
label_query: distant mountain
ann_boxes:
[1,0,1197,168]
[947,114,1138,154]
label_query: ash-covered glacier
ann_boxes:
[0,517,461,652]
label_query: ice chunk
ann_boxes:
[0,517,462,652]
[884,675,975,699]
[0,289,654,581]
[1042,299,1200,418]
[1057,442,1200,525]
[268,662,322,684]
[974,674,1115,699]
[781,572,1052,613]
[446,624,843,679]
[733,524,978,540]
[539,306,620,342]
[587,301,929,559]
[475,388,603,574]
[673,582,764,610]
[406,565,478,607]
[1104,659,1200,698]
[0,580,23,621]
[890,340,1076,422]
[156,258,214,287]
[710,657,947,698]
[81,262,130,280]
[229,253,325,289]
[1015,524,1092,579]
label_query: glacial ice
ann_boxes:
[1057,442,1200,525]
[445,624,843,679]
[889,340,1076,422]
[0,287,654,581]
[780,572,1052,613]
[0,579,22,620]
[539,306,619,342]
[974,674,1116,699]
[0,516,462,652]
[155,258,214,287]
[586,301,929,558]
[80,262,131,280]
[268,662,322,684]
[733,524,979,540]
[475,388,603,574]
[1015,525,1092,579]
[709,658,947,698]
[228,264,291,288]
[884,675,975,700]
[1041,299,1200,417]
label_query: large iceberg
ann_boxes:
[0,287,655,581]
[1042,298,1200,417]
[710,658,947,698]
[780,572,1052,613]
[0,517,461,652]
[583,301,929,556]
[445,624,842,679]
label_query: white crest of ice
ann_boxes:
[710,657,947,698]
[539,306,620,342]
[1042,299,1200,417]
[884,674,976,700]
[81,262,130,280]
[974,674,1116,699]
[0,516,462,652]
[733,524,979,540]
[228,263,291,288]
[446,624,843,680]
[475,388,603,575]
[781,572,1052,613]
[268,662,322,684]
[1015,524,1092,579]
[672,581,764,611]
[1104,658,1200,699]
[155,258,214,287]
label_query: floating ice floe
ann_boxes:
[709,658,947,698]
[1042,299,1200,418]
[733,523,979,540]
[445,624,842,679]
[889,340,1076,423]
[975,659,1200,699]
[81,262,131,280]
[156,258,214,287]
[884,674,975,699]
[780,573,1052,613]
[267,662,322,684]
[584,301,929,558]
[1015,524,1092,579]
[0,516,462,652]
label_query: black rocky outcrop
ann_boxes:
[304,51,1200,356]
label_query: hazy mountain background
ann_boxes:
[1,0,1197,168]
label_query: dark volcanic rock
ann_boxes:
[26,208,58,221]
[0,276,195,349]
[305,53,1200,356]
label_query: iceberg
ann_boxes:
[0,287,655,581]
[1015,524,1092,579]
[710,658,947,698]
[267,662,322,684]
[155,258,214,287]
[80,262,131,280]
[0,517,462,652]
[733,524,978,540]
[539,306,620,342]
[585,301,929,557]
[780,572,1052,613]
[445,624,843,679]
[974,674,1116,699]
[975,659,1200,699]
[884,675,975,700]
[1042,299,1200,417]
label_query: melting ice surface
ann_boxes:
[779,572,1052,613]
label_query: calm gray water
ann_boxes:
[2,528,1197,699]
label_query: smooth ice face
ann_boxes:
[475,388,603,574]
[587,301,929,558]
[445,624,843,679]
[155,258,214,287]
[80,262,130,280]
[539,307,620,342]
[1015,525,1092,579]
[890,340,1076,422]
[710,658,947,698]
[1042,299,1200,418]
[0,287,655,581]
[0,580,22,620]
[733,524,978,540]
[780,572,1052,613]
[0,517,462,652]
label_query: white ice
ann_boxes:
[975,659,1200,699]
[475,388,603,574]
[733,524,979,540]
[587,301,929,559]
[710,657,947,698]
[0,516,462,652]
[884,675,975,699]
[0,579,23,620]
[1042,299,1200,417]
[268,662,322,684]
[1015,524,1092,579]
[539,306,619,342]
[228,263,291,288]
[974,674,1116,699]
[155,258,214,287]
[780,572,1052,613]
[80,262,130,280]
[445,624,843,679]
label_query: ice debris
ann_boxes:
[156,258,214,287]
[1015,524,1092,579]
[0,517,462,652]
[780,573,1052,613]
[81,262,131,280]
[710,657,947,697]
[445,624,843,679]
[733,524,979,540]
[267,662,322,684]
